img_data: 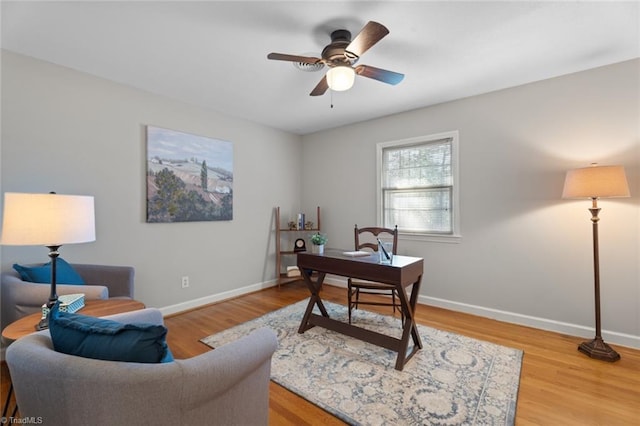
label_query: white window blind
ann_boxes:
[380,136,456,236]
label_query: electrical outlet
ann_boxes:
[181,276,189,288]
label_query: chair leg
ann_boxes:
[349,283,404,323]
[348,287,361,324]
[347,280,353,324]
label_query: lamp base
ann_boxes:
[35,300,55,331]
[36,314,49,331]
[578,337,620,362]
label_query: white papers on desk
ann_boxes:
[342,251,371,257]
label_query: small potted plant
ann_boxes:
[310,232,327,254]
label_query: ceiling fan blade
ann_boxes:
[310,76,329,96]
[355,65,404,85]
[267,53,322,64]
[345,21,389,59]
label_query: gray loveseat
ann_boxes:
[1,263,134,331]
[6,308,278,425]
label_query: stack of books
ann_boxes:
[286,266,301,277]
[41,293,85,317]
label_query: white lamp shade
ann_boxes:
[1,192,96,246]
[326,65,355,91]
[562,165,630,199]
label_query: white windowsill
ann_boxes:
[399,232,462,244]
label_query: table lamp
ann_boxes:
[562,164,630,361]
[0,192,96,330]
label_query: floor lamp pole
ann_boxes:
[577,199,620,362]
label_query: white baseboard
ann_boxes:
[421,295,640,350]
[323,276,640,349]
[158,279,279,317]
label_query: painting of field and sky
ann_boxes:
[146,126,233,223]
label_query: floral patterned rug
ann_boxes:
[201,299,523,425]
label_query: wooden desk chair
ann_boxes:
[347,225,402,324]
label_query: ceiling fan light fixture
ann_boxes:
[326,65,355,91]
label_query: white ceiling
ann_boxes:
[2,1,639,135]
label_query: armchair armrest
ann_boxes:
[102,308,163,326]
[73,264,134,299]
[1,272,108,330]
[177,327,277,424]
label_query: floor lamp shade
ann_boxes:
[1,193,96,246]
[562,165,630,199]
[562,164,629,362]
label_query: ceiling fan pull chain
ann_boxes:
[330,89,334,109]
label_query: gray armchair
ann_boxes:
[1,263,134,331]
[6,308,278,426]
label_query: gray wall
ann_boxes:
[2,50,638,348]
[301,59,639,347]
[1,50,302,312]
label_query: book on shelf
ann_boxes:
[286,266,301,277]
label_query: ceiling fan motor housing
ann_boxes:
[322,29,357,67]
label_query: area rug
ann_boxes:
[201,299,523,425]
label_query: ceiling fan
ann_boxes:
[267,21,404,96]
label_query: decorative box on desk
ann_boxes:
[41,293,85,316]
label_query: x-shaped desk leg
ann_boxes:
[394,276,423,370]
[298,268,329,333]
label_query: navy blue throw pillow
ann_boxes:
[49,302,173,363]
[13,258,85,284]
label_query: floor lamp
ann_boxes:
[562,164,630,362]
[1,192,96,330]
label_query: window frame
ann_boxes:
[376,131,461,243]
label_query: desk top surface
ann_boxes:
[297,249,423,286]
[298,248,423,267]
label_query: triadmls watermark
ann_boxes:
[1,417,44,425]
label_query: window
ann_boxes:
[377,131,460,242]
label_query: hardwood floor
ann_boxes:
[3,282,639,425]
[164,282,640,425]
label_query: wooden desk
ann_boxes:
[2,299,146,341]
[297,249,424,370]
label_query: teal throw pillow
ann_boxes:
[49,302,173,363]
[13,258,85,284]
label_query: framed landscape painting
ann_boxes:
[146,125,233,223]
